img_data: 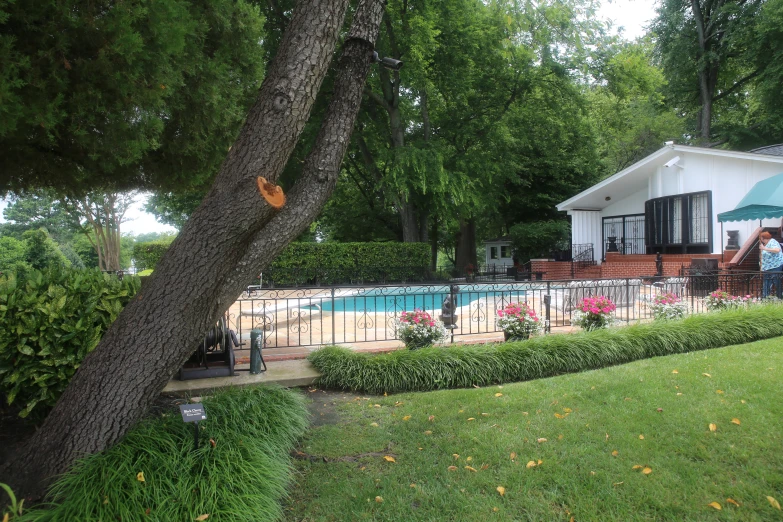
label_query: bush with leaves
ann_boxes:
[648,292,688,320]
[397,310,447,349]
[496,302,542,340]
[704,290,751,311]
[0,268,139,417]
[508,220,570,262]
[572,296,616,331]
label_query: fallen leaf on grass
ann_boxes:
[639,435,645,440]
[495,393,503,397]
[383,456,396,462]
[402,416,411,421]
[465,466,477,472]
[726,498,740,507]
[209,438,216,448]
[554,413,566,419]
[709,423,717,432]
[731,418,741,425]
[672,370,679,374]
[632,465,643,470]
[526,461,537,469]
[768,496,781,510]
[466,456,473,461]
[453,454,460,459]
[563,408,572,413]
[642,467,652,475]
[195,515,209,521]
[613,482,623,486]
[481,464,489,470]
[537,438,547,443]
[428,415,435,422]
[741,400,746,404]
[657,408,663,412]
[374,404,381,408]
[375,496,383,503]
[716,390,724,394]
[424,430,432,435]
[496,486,505,496]
[492,507,499,512]
[611,450,619,457]
[136,472,145,483]
[447,466,458,471]
[510,452,517,460]
[467,418,476,421]
[707,502,722,510]
[702,373,712,378]
[410,484,416,488]
[370,422,379,427]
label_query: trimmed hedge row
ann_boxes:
[308,305,783,394]
[131,240,173,271]
[264,242,431,286]
[0,268,139,417]
[19,385,309,522]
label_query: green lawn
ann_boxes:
[288,338,783,521]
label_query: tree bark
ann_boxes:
[455,219,478,273]
[3,0,385,498]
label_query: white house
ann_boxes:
[484,236,513,267]
[556,143,783,262]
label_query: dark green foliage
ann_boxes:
[0,268,139,417]
[508,220,570,262]
[131,239,175,271]
[309,305,783,394]
[265,242,432,286]
[21,229,70,271]
[18,385,309,522]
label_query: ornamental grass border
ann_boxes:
[308,304,783,394]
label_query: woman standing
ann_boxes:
[759,231,783,298]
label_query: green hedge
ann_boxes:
[264,242,431,286]
[18,385,309,522]
[131,240,173,271]
[0,268,139,417]
[308,305,783,394]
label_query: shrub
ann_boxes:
[18,385,309,522]
[572,296,616,331]
[704,290,752,311]
[308,304,783,394]
[397,310,447,349]
[648,292,688,320]
[0,268,140,417]
[508,220,570,262]
[496,302,542,340]
[132,239,174,271]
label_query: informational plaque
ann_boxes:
[179,403,207,423]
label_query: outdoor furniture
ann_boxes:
[559,279,642,313]
[653,277,688,297]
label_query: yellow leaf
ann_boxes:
[447,466,458,471]
[731,418,741,425]
[707,502,722,510]
[370,422,379,427]
[402,416,411,421]
[741,400,746,404]
[465,466,478,472]
[410,484,416,488]
[768,496,781,510]
[374,404,381,408]
[672,370,679,374]
[537,459,543,465]
[383,455,396,462]
[726,498,740,507]
[709,423,717,432]
[466,456,472,461]
[537,438,547,443]
[496,486,505,496]
[611,450,619,457]
[375,496,383,503]
[639,435,645,440]
[558,434,564,440]
[453,454,460,459]
[424,430,432,435]
[563,407,572,413]
[428,415,435,421]
[495,393,503,397]
[613,482,624,486]
[677,392,683,396]
[642,467,652,475]
[493,507,499,512]
[467,417,475,421]
[103,496,109,505]
[703,373,712,378]
[510,452,517,460]
[632,465,643,470]
[481,464,489,470]
[526,461,537,468]
[2,514,8,522]
[195,516,210,521]
[554,413,565,419]
[481,413,490,416]
[136,472,145,482]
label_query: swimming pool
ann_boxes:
[313,285,529,313]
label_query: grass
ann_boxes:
[289,337,783,521]
[17,385,309,522]
[309,305,783,393]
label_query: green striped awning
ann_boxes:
[717,172,783,223]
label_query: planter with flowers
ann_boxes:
[396,309,447,350]
[572,296,616,331]
[648,292,688,321]
[496,302,543,341]
[704,290,752,311]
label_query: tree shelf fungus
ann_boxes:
[256,176,286,208]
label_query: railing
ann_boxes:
[224,272,769,358]
[571,243,594,278]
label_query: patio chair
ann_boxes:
[560,279,642,313]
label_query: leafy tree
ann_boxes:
[0,235,29,275]
[509,220,570,262]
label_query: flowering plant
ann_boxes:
[496,302,542,340]
[396,309,447,350]
[648,292,688,321]
[572,296,616,331]
[704,290,752,311]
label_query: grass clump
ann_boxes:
[290,338,783,521]
[19,385,309,522]
[309,304,783,393]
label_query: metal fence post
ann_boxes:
[331,287,336,345]
[625,278,630,324]
[545,281,551,333]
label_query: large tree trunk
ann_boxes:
[4,0,385,498]
[690,0,720,144]
[455,219,478,274]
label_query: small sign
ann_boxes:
[179,403,206,423]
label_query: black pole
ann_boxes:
[194,421,199,451]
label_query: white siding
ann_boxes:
[569,210,602,263]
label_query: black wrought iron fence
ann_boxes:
[225,271,768,357]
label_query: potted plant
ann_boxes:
[496,302,543,341]
[396,309,447,350]
[704,290,751,311]
[648,292,688,320]
[572,296,616,331]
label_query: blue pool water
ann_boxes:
[313,286,528,313]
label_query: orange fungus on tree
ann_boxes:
[256,176,286,208]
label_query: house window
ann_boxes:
[645,191,712,254]
[602,214,645,258]
[500,246,510,258]
[490,246,498,259]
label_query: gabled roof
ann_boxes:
[557,144,783,212]
[750,143,783,157]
